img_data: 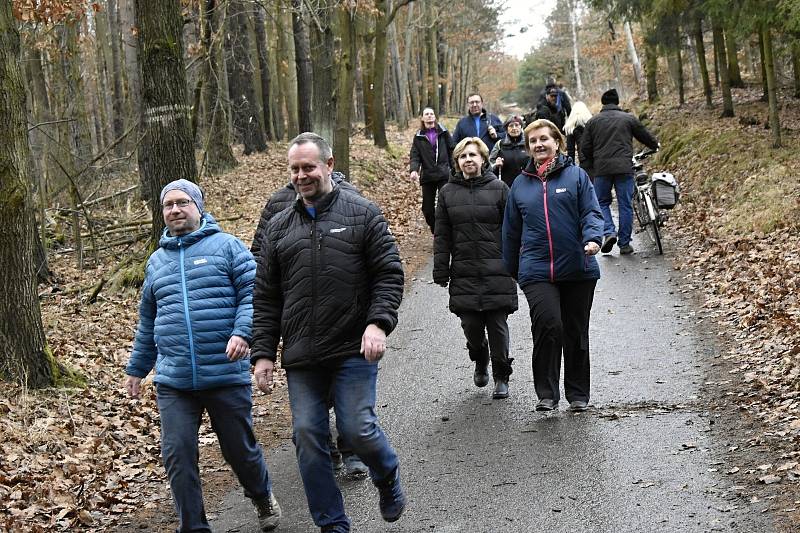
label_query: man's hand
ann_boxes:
[360,324,387,362]
[487,125,497,139]
[584,242,600,255]
[125,375,143,399]
[226,335,250,361]
[409,170,419,182]
[254,358,274,393]
[494,157,504,168]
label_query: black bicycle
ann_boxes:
[631,149,680,255]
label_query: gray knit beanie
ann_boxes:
[160,179,204,214]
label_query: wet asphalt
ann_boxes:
[211,230,776,533]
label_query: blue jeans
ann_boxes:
[287,356,400,531]
[156,384,272,533]
[594,174,634,246]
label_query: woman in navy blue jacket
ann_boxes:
[502,119,604,412]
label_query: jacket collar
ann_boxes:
[448,167,497,187]
[521,153,570,179]
[415,123,448,137]
[293,182,342,217]
[600,104,622,112]
[159,213,220,249]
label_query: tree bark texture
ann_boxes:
[761,25,781,148]
[644,27,659,102]
[388,0,408,126]
[623,21,643,95]
[253,5,276,141]
[225,0,266,154]
[292,0,314,133]
[0,0,54,388]
[107,0,127,154]
[711,18,734,117]
[135,0,198,247]
[675,26,684,106]
[724,24,744,88]
[371,0,390,147]
[424,0,439,114]
[310,0,336,143]
[693,15,712,108]
[758,31,769,101]
[334,4,357,179]
[120,0,141,156]
[792,42,800,99]
[202,0,237,174]
[277,1,299,138]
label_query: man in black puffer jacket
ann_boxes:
[251,133,406,532]
[250,171,358,264]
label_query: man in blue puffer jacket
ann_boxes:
[125,179,280,533]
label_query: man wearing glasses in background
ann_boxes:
[124,179,281,533]
[453,93,505,151]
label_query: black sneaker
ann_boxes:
[254,492,281,532]
[374,467,406,522]
[601,233,617,253]
[619,244,634,255]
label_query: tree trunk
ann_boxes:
[685,32,700,88]
[692,14,712,108]
[623,21,643,95]
[359,14,375,139]
[334,4,357,178]
[93,7,114,150]
[58,21,94,177]
[371,0,390,147]
[107,0,127,153]
[225,0,267,154]
[201,0,237,174]
[253,5,276,141]
[758,31,769,101]
[0,0,55,389]
[644,26,659,102]
[265,6,285,139]
[403,1,418,115]
[725,25,744,88]
[120,0,141,158]
[569,0,583,98]
[388,0,408,126]
[310,0,336,143]
[135,0,198,248]
[608,20,625,100]
[792,42,800,99]
[277,1,299,138]
[292,0,314,133]
[762,25,781,148]
[424,0,440,114]
[712,18,734,117]
[675,26,684,106]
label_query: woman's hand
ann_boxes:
[409,170,419,182]
[584,242,600,255]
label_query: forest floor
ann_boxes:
[2,86,800,531]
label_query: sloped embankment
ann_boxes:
[647,93,800,495]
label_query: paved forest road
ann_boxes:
[212,232,776,533]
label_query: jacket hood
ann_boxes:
[160,213,221,249]
[449,167,498,186]
[521,153,571,178]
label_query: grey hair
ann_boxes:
[290,132,333,162]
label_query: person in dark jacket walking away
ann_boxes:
[409,107,454,233]
[535,87,568,134]
[452,93,505,151]
[489,115,529,188]
[251,133,406,533]
[434,137,518,399]
[125,179,281,533]
[580,88,659,255]
[564,101,592,164]
[503,119,604,412]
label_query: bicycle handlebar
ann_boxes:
[633,148,659,160]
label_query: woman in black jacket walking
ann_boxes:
[433,137,518,399]
[409,107,454,233]
[489,115,529,188]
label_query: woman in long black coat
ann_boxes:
[409,107,454,233]
[433,137,518,399]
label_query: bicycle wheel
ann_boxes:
[632,188,649,228]
[643,193,663,254]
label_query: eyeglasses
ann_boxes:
[162,199,194,210]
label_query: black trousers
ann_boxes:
[458,310,513,380]
[421,179,446,234]
[522,280,597,403]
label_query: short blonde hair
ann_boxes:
[524,119,566,154]
[452,137,490,169]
